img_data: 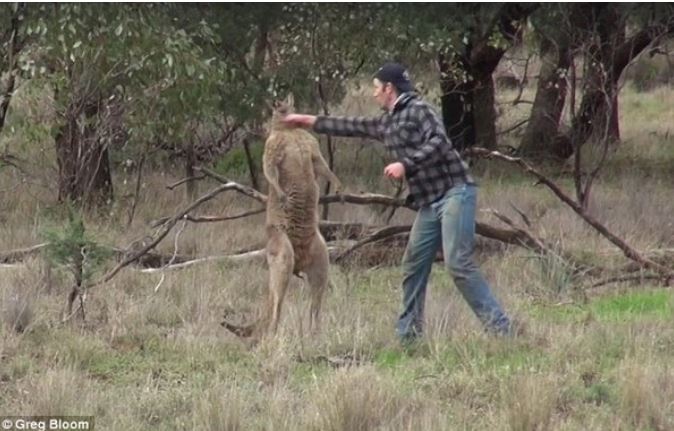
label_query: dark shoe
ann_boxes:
[509,318,527,338]
[487,318,526,338]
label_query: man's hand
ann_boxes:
[384,162,406,180]
[282,114,317,128]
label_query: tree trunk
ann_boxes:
[437,4,533,151]
[185,138,198,201]
[567,5,644,148]
[572,81,620,146]
[440,69,475,152]
[472,75,497,149]
[0,72,16,135]
[0,3,25,136]
[55,98,114,208]
[242,136,260,191]
[440,59,500,151]
[520,37,572,159]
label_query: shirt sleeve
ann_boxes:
[313,115,384,141]
[400,104,452,175]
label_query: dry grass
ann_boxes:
[0,84,672,430]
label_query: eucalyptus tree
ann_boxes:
[183,4,392,199]
[520,3,674,159]
[567,4,674,148]
[386,4,535,151]
[24,4,222,207]
[0,2,26,137]
[519,3,585,159]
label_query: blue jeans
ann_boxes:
[396,183,510,340]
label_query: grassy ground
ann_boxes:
[1,84,673,430]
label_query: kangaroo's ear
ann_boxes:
[285,92,295,108]
[264,99,274,113]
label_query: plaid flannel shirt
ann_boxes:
[314,93,474,209]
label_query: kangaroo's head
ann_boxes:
[271,93,295,125]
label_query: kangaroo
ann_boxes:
[222,94,342,339]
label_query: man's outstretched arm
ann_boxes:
[284,114,384,141]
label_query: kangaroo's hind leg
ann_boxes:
[303,232,330,334]
[265,226,295,334]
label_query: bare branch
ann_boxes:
[166,174,206,191]
[88,182,238,288]
[153,219,188,292]
[140,249,267,273]
[496,119,529,136]
[319,193,408,207]
[335,225,412,263]
[196,167,268,203]
[589,273,671,290]
[150,208,265,228]
[467,147,674,277]
[0,243,49,264]
[509,202,532,228]
[510,51,532,106]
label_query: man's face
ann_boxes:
[373,78,395,110]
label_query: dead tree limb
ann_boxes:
[140,249,267,273]
[589,273,670,290]
[335,225,412,263]
[153,219,188,292]
[0,243,49,263]
[139,243,351,273]
[156,181,566,258]
[88,182,238,288]
[151,208,265,228]
[166,174,206,191]
[196,167,268,203]
[318,193,407,207]
[319,221,370,241]
[497,119,530,136]
[159,175,579,261]
[467,147,674,278]
[483,209,550,254]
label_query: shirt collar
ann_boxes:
[389,92,417,114]
[389,94,405,113]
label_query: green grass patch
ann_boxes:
[374,348,413,369]
[529,289,673,324]
[290,361,332,386]
[592,290,672,320]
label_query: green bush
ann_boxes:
[42,207,112,287]
[213,141,264,178]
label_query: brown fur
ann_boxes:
[222,94,341,339]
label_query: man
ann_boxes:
[283,62,511,342]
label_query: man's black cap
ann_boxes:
[374,62,415,93]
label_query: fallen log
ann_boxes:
[140,248,267,273]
